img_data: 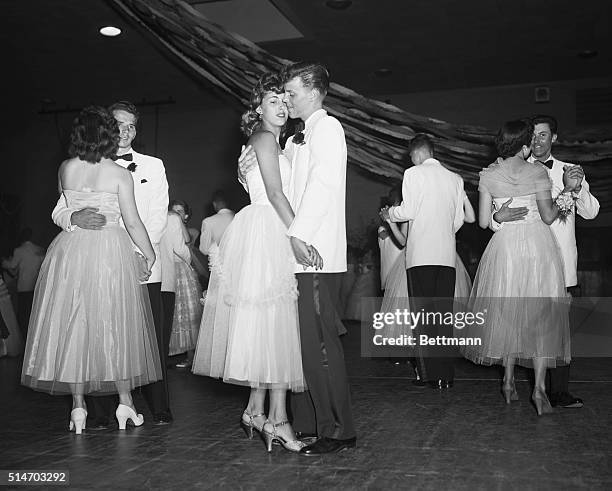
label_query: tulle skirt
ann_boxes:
[21,226,163,394]
[461,221,571,368]
[380,253,472,341]
[192,204,305,391]
[169,260,203,356]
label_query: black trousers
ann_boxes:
[160,292,176,359]
[86,282,169,420]
[406,265,456,382]
[291,273,355,440]
[140,282,171,415]
[17,291,34,342]
[546,286,577,396]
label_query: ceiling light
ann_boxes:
[374,68,392,78]
[577,49,598,59]
[325,1,352,10]
[99,26,122,37]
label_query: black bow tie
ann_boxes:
[114,153,133,161]
[536,159,554,169]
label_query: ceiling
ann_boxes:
[2,0,611,116]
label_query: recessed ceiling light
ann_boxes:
[577,49,598,59]
[99,26,122,37]
[374,68,392,78]
[325,0,352,10]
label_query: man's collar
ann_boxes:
[217,208,232,214]
[528,154,556,164]
[304,108,327,130]
[422,157,440,166]
[117,147,133,157]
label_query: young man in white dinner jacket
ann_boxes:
[382,133,465,390]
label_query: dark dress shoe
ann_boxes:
[412,379,428,388]
[87,417,110,430]
[152,412,174,425]
[300,436,356,456]
[428,379,454,389]
[550,392,583,408]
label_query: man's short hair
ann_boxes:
[108,100,140,125]
[408,133,434,155]
[282,62,330,96]
[212,190,228,207]
[531,114,558,134]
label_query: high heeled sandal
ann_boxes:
[502,380,519,404]
[532,389,554,416]
[69,408,87,434]
[261,420,306,453]
[115,404,144,430]
[240,410,266,439]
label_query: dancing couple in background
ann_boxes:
[36,100,173,430]
[193,61,356,455]
[465,115,598,412]
[380,134,468,388]
[21,106,163,433]
[462,117,598,415]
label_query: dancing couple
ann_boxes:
[192,62,356,455]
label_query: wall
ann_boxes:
[3,76,611,251]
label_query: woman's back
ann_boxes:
[480,157,551,224]
[60,157,124,195]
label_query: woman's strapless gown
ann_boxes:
[21,190,162,394]
[192,155,305,391]
[461,159,571,368]
[169,258,203,356]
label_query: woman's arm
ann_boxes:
[179,216,191,243]
[387,220,407,247]
[251,132,294,228]
[478,189,493,229]
[463,192,476,223]
[536,190,560,225]
[116,169,156,267]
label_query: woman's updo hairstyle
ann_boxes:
[68,106,119,163]
[240,71,285,137]
[494,119,534,159]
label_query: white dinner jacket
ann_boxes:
[285,109,347,273]
[389,158,465,269]
[51,149,169,284]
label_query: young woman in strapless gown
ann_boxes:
[461,119,570,415]
[192,72,306,452]
[21,106,162,433]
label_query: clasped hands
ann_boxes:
[379,206,391,223]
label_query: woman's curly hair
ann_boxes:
[240,71,285,137]
[495,119,534,159]
[68,106,119,163]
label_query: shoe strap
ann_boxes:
[243,411,266,423]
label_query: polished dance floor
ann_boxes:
[2,321,611,490]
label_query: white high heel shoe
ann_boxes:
[115,404,144,430]
[69,408,87,434]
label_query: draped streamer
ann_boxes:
[109,0,612,211]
